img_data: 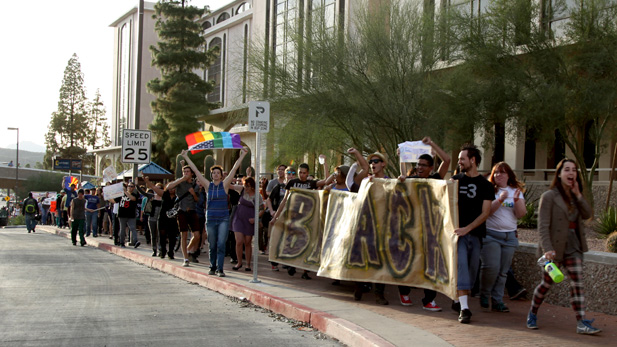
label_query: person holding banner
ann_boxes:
[479,162,526,313]
[451,144,494,324]
[110,182,140,248]
[397,136,451,311]
[181,148,248,277]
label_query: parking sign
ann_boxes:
[248,101,270,133]
[122,129,151,164]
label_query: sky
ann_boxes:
[0,0,230,152]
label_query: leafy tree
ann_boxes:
[45,54,90,169]
[148,0,218,170]
[88,89,111,149]
[245,0,443,175]
[444,0,617,207]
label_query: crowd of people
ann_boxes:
[19,138,601,335]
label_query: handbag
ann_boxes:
[165,190,191,219]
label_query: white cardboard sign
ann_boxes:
[103,183,125,201]
[398,141,432,163]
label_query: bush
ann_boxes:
[8,215,25,226]
[595,206,617,239]
[518,201,537,229]
[606,232,617,253]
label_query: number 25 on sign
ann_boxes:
[122,129,151,164]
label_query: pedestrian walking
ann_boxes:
[22,192,40,233]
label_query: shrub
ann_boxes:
[518,201,537,229]
[606,232,617,253]
[9,215,25,226]
[595,206,617,239]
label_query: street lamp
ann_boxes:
[7,127,19,199]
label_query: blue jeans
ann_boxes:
[480,229,518,302]
[85,211,98,236]
[207,218,229,272]
[25,214,37,231]
[457,234,481,290]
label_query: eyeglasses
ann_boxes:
[368,159,383,164]
[128,185,135,188]
[286,171,295,175]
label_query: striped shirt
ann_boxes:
[206,182,228,223]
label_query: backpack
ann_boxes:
[24,199,37,214]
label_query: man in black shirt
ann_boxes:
[451,144,494,324]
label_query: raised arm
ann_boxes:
[180,149,210,188]
[223,148,249,191]
[143,176,164,197]
[348,148,369,185]
[316,154,330,188]
[423,137,451,179]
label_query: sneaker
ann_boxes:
[134,241,141,249]
[492,301,510,313]
[152,251,157,257]
[577,319,601,335]
[208,269,216,275]
[183,260,189,267]
[423,301,442,312]
[451,301,461,313]
[168,252,174,260]
[399,295,412,306]
[510,288,527,300]
[120,244,126,248]
[230,259,238,264]
[301,272,312,280]
[271,265,279,271]
[190,254,199,263]
[526,311,538,329]
[480,295,490,311]
[375,293,389,305]
[458,309,472,324]
[217,270,226,277]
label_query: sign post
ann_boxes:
[248,101,270,284]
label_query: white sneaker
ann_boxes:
[183,260,189,267]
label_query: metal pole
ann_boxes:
[250,133,261,283]
[133,0,145,183]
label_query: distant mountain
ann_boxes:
[5,141,46,153]
[0,148,45,168]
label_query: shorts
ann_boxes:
[177,210,200,232]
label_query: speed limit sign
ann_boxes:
[121,129,151,164]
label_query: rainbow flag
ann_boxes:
[185,131,242,154]
[63,176,79,189]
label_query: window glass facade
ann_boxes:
[117,22,131,145]
[207,37,222,103]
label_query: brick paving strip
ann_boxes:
[39,226,616,347]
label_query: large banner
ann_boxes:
[269,178,459,299]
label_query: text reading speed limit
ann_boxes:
[121,129,151,164]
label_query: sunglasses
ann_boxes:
[368,159,383,164]
[286,171,296,175]
[128,185,135,188]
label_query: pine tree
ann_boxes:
[44,54,91,169]
[148,0,218,169]
[88,89,111,149]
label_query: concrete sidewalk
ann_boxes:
[38,226,616,346]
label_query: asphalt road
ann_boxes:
[0,227,341,346]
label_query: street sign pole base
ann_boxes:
[249,278,262,284]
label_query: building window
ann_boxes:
[207,37,222,104]
[542,0,577,38]
[237,2,251,15]
[117,22,131,145]
[242,24,249,103]
[202,21,211,30]
[274,0,299,74]
[310,0,336,34]
[217,12,230,24]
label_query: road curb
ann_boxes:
[39,226,393,346]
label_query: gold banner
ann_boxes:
[269,178,459,299]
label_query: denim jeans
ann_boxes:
[480,229,518,302]
[207,218,229,272]
[457,234,481,290]
[41,208,48,225]
[85,211,98,236]
[118,217,137,245]
[71,219,86,245]
[25,214,37,231]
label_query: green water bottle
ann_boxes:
[544,261,564,283]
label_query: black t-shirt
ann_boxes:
[451,173,495,238]
[268,182,286,212]
[159,190,175,221]
[409,172,442,180]
[115,191,140,218]
[285,178,318,191]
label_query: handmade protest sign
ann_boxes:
[102,165,118,184]
[399,141,432,163]
[269,178,459,299]
[103,182,124,201]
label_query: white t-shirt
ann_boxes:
[486,186,524,232]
